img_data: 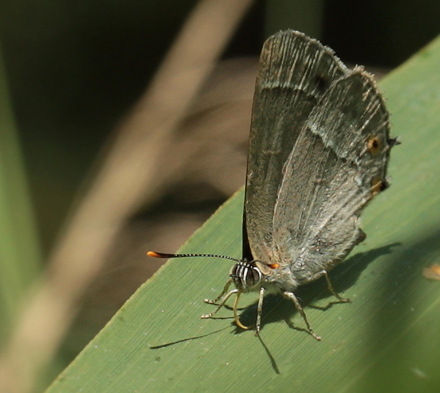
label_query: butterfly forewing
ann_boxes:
[244,30,349,262]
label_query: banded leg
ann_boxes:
[283,291,321,341]
[201,288,238,319]
[322,270,350,303]
[303,270,350,303]
[255,286,265,335]
[232,290,250,330]
[204,278,233,305]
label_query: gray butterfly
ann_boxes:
[149,30,398,339]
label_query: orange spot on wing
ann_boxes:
[371,177,383,197]
[367,136,381,155]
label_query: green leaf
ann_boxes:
[47,35,440,393]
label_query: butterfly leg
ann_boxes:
[254,286,265,335]
[305,270,350,303]
[201,287,238,319]
[232,290,251,330]
[204,278,233,305]
[283,291,322,341]
[322,270,350,303]
[302,270,350,303]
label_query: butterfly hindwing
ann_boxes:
[271,69,391,281]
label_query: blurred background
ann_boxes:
[0,0,439,391]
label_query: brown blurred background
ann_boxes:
[1,0,439,387]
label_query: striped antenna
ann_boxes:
[146,251,241,263]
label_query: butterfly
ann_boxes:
[148,30,398,339]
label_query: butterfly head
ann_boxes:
[229,260,280,290]
[229,261,262,290]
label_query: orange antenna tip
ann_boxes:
[147,251,162,258]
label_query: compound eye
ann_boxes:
[230,262,262,289]
[244,266,261,287]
